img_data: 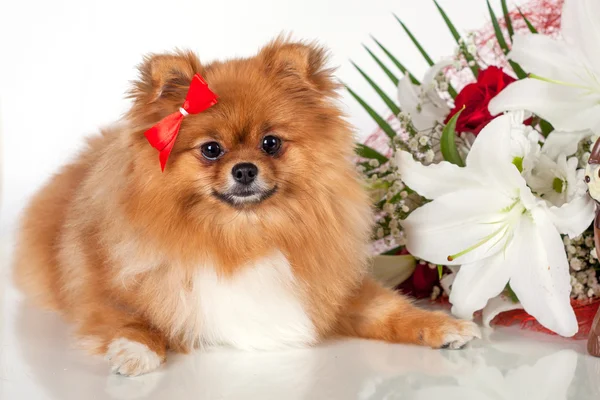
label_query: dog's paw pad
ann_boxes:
[440,320,481,350]
[106,338,163,376]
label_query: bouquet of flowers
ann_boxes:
[353,0,600,338]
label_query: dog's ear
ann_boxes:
[260,38,339,96]
[127,50,202,125]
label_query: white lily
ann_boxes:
[440,269,524,328]
[528,153,587,207]
[507,111,541,179]
[489,0,600,133]
[397,114,595,336]
[397,59,452,131]
[541,130,593,160]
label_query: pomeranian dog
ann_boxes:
[13,38,480,376]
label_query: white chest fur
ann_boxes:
[194,251,317,350]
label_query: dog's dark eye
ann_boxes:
[200,142,223,160]
[262,135,282,156]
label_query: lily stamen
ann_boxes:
[529,73,595,92]
[447,225,508,262]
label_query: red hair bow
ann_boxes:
[144,73,218,171]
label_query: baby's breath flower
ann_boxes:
[383,202,395,214]
[408,138,419,151]
[424,149,435,164]
[368,159,380,167]
[393,180,405,190]
[585,236,595,248]
[566,231,600,299]
[570,257,583,271]
[398,112,411,123]
[396,235,406,246]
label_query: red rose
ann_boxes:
[397,262,440,299]
[394,248,440,299]
[445,66,516,135]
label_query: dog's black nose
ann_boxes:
[232,163,258,185]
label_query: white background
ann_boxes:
[0,0,522,235]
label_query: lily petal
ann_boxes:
[448,216,529,320]
[481,294,523,328]
[396,151,481,199]
[402,188,514,266]
[543,194,596,238]
[422,58,454,86]
[508,34,587,85]
[542,130,592,160]
[509,209,578,337]
[397,75,449,131]
[561,0,600,73]
[466,115,533,199]
[489,79,600,134]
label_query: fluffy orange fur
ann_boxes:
[13,38,479,376]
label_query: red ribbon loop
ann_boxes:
[144,73,218,171]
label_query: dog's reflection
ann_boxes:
[15,302,599,400]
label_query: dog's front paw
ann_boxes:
[439,320,481,349]
[106,338,164,376]
[421,312,482,350]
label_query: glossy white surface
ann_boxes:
[2,237,600,400]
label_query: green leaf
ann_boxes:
[437,265,443,280]
[433,0,479,76]
[509,61,528,79]
[501,0,515,41]
[355,143,389,163]
[382,246,402,255]
[363,45,399,86]
[517,7,538,33]
[506,283,519,303]
[440,108,465,167]
[374,26,457,98]
[351,61,401,116]
[447,84,458,99]
[487,0,509,54]
[346,85,397,139]
[393,14,434,66]
[539,119,554,137]
[371,36,420,85]
[487,1,527,79]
